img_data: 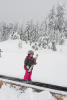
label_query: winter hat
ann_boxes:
[28,50,34,55]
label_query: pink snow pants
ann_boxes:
[24,69,32,80]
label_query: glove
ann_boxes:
[24,66,27,70]
[33,62,37,65]
[26,66,29,69]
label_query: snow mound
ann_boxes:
[0,84,55,100]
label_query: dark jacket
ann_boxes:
[24,56,37,69]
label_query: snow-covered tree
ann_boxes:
[24,20,33,43]
[0,22,12,41]
[24,20,40,45]
[56,4,65,45]
[10,23,19,40]
[64,20,67,38]
[47,7,57,50]
[38,19,49,49]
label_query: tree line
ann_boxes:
[0,4,67,51]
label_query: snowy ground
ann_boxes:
[0,39,67,87]
[0,83,56,100]
[0,83,67,100]
[0,39,67,99]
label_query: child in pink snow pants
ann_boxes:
[24,50,37,81]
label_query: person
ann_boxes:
[0,49,3,57]
[24,50,37,81]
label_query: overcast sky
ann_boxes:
[0,0,67,23]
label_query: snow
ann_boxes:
[0,78,67,96]
[0,40,31,78]
[0,39,67,87]
[0,84,55,100]
[0,39,67,99]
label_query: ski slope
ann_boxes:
[0,39,67,87]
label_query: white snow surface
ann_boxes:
[0,84,55,100]
[0,39,67,87]
[0,39,67,100]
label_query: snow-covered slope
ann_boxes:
[0,39,67,87]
